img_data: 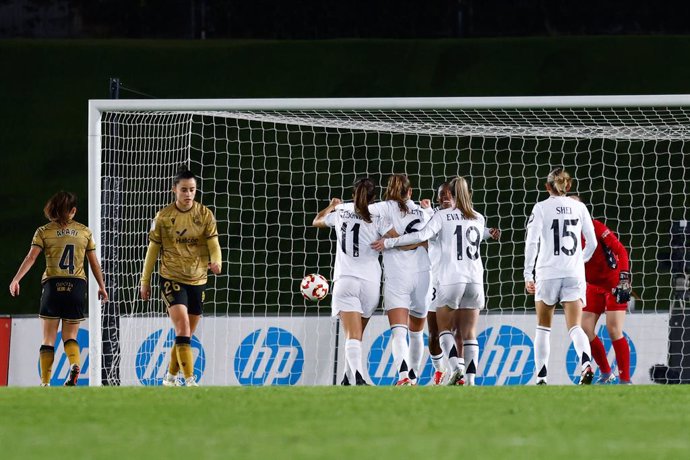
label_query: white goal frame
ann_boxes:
[88,94,690,386]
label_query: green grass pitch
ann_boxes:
[1,386,689,460]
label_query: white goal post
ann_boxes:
[88,95,690,386]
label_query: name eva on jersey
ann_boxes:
[445,212,474,221]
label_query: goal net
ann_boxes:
[89,96,689,386]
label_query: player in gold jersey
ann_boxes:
[9,191,108,386]
[140,166,222,387]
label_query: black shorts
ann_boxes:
[39,278,87,323]
[160,276,206,316]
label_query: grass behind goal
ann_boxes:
[1,386,688,460]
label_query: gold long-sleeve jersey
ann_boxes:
[31,220,96,283]
[149,201,219,285]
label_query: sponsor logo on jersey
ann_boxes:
[234,327,304,385]
[37,328,89,386]
[367,330,433,386]
[566,325,637,383]
[135,328,205,385]
[476,325,535,386]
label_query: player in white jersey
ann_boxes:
[524,167,598,385]
[420,183,453,385]
[368,174,431,386]
[373,176,496,386]
[313,178,392,386]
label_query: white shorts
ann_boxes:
[535,277,586,307]
[384,271,431,319]
[436,282,485,310]
[331,276,381,319]
[429,282,441,313]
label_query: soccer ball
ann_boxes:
[300,273,329,301]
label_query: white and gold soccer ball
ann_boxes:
[300,273,329,301]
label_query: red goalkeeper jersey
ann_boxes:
[583,219,630,289]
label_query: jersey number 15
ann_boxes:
[551,219,579,256]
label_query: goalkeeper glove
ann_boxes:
[613,271,632,303]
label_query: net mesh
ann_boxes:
[98,105,690,385]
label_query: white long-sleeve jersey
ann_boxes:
[384,207,485,285]
[324,203,392,282]
[423,205,493,285]
[523,196,597,282]
[369,200,431,275]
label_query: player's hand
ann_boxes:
[420,199,431,209]
[98,287,109,304]
[489,228,502,240]
[329,198,342,208]
[9,280,20,297]
[208,262,222,275]
[525,281,535,294]
[371,238,387,252]
[613,271,632,303]
[140,284,151,300]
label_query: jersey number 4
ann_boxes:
[340,222,360,257]
[551,219,579,256]
[58,244,75,274]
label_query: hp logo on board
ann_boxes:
[135,328,206,386]
[37,329,90,386]
[367,330,433,386]
[476,325,534,386]
[234,327,304,385]
[566,326,637,383]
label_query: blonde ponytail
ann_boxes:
[450,176,476,219]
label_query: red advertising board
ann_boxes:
[0,317,10,386]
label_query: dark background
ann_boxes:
[1,1,689,315]
[4,0,690,39]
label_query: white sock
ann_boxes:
[569,325,592,371]
[343,357,353,383]
[430,353,444,372]
[535,326,551,382]
[408,330,425,377]
[390,325,410,380]
[439,331,463,373]
[464,339,479,385]
[345,339,363,382]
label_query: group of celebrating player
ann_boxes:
[9,164,632,387]
[314,167,633,386]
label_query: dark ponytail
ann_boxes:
[174,164,196,186]
[353,178,376,223]
[44,191,78,226]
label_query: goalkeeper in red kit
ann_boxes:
[574,198,632,384]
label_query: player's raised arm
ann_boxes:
[312,198,341,228]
